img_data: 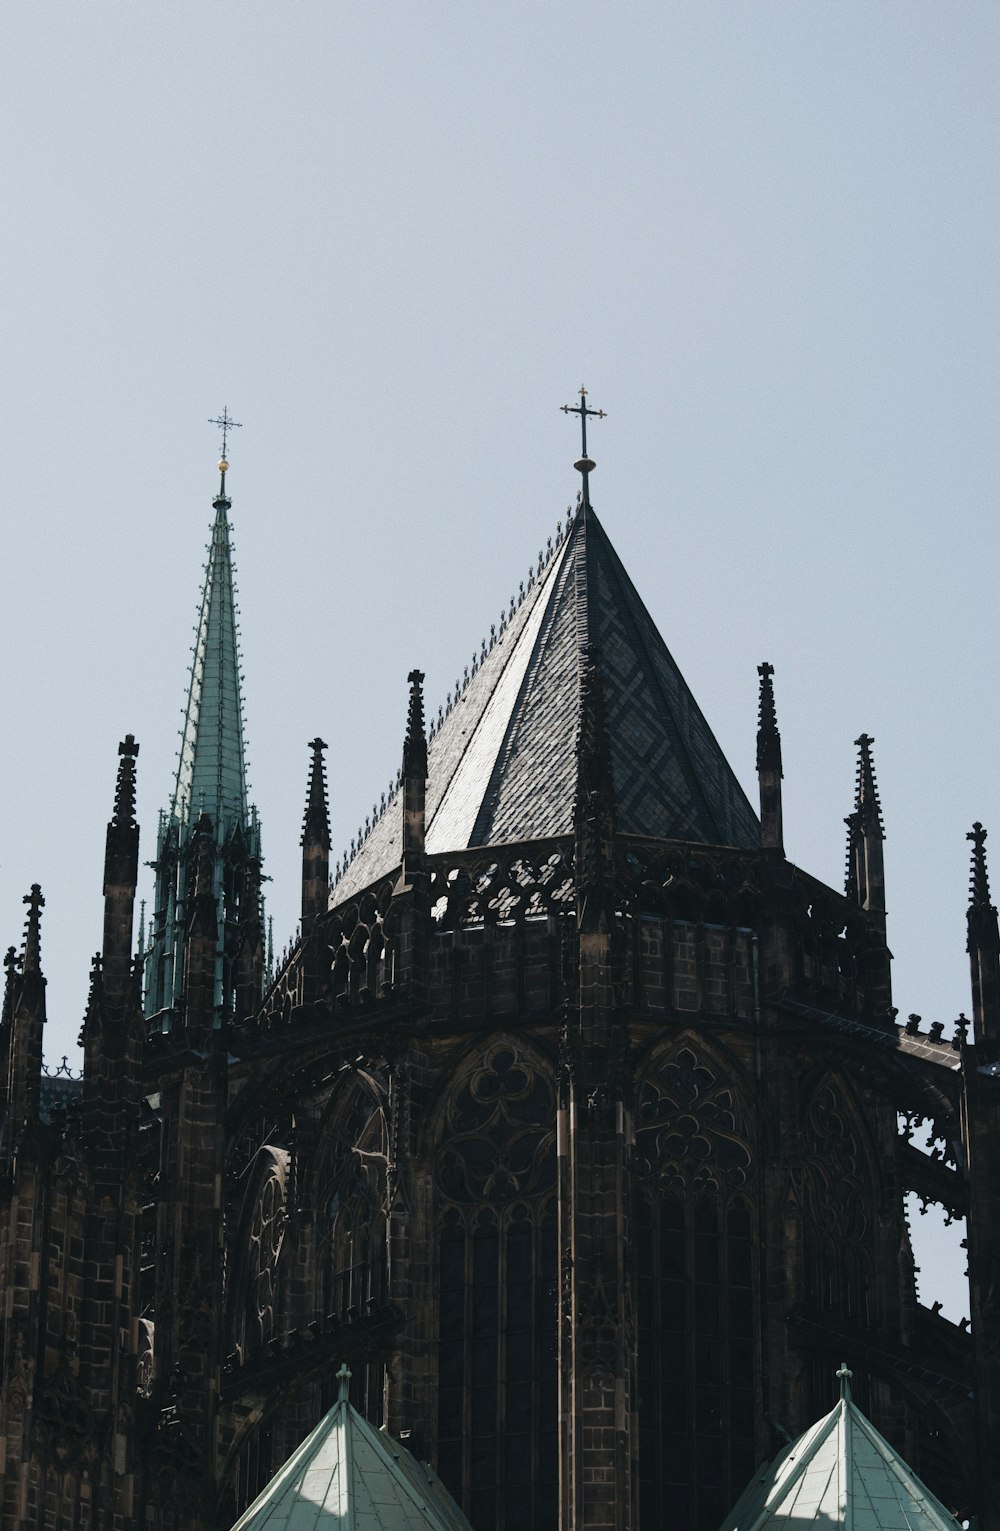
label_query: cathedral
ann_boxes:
[1,403,998,1531]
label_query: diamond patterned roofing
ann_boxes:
[333,500,758,905]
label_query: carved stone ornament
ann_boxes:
[791,1076,871,1246]
[436,1044,556,1204]
[634,1044,752,1193]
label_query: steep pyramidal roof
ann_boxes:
[171,489,249,837]
[721,1369,959,1531]
[231,1368,473,1531]
[335,501,758,902]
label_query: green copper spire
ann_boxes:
[171,488,249,837]
[145,428,263,1027]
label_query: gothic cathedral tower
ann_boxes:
[1,410,997,1531]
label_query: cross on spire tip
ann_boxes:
[208,407,242,498]
[561,387,606,505]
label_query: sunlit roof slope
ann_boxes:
[230,1366,473,1531]
[720,1367,960,1531]
[334,500,759,903]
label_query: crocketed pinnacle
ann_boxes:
[853,734,884,840]
[171,489,249,838]
[300,738,330,850]
[403,669,428,780]
[112,735,140,828]
[756,662,782,774]
[2,947,18,1025]
[968,822,993,912]
[21,886,44,976]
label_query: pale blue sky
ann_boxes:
[2,4,997,1316]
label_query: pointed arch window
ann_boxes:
[435,1043,558,1531]
[317,1078,389,1424]
[231,1148,290,1365]
[634,1043,759,1531]
[794,1073,877,1420]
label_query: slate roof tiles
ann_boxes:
[333,500,758,906]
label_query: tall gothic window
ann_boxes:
[232,1147,290,1364]
[794,1073,877,1420]
[634,1042,757,1531]
[435,1042,558,1531]
[230,1148,290,1514]
[318,1077,389,1425]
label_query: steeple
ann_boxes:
[145,426,262,1024]
[171,471,249,839]
[756,661,784,853]
[966,821,1000,1051]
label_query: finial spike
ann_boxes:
[336,1362,352,1402]
[836,1361,853,1401]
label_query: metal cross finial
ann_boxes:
[561,386,606,461]
[208,407,242,460]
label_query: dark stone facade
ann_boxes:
[1,496,998,1531]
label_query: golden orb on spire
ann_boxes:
[218,458,229,474]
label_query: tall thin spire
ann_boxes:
[146,426,262,1025]
[171,435,250,838]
